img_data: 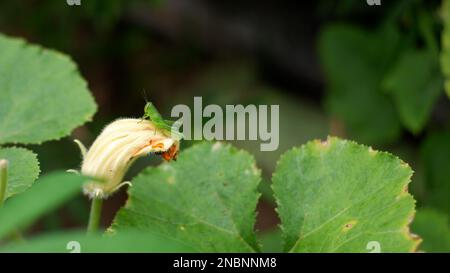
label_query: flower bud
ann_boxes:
[79,118,180,199]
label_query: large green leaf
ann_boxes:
[441,0,450,98]
[319,24,402,145]
[111,142,261,252]
[0,172,84,239]
[272,137,419,253]
[384,49,443,133]
[412,208,450,253]
[0,231,194,253]
[0,147,40,200]
[0,33,97,144]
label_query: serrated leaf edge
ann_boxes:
[271,136,421,253]
[0,34,97,145]
[109,141,263,252]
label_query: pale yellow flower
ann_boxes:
[74,118,180,199]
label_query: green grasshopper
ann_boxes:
[142,101,184,140]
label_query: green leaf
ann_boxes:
[384,49,443,133]
[421,130,450,215]
[0,147,40,200]
[258,229,283,253]
[412,208,450,253]
[111,142,261,252]
[319,24,402,145]
[0,33,97,145]
[0,172,84,239]
[272,137,419,253]
[0,230,194,253]
[441,0,450,98]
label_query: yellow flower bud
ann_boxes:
[77,118,180,199]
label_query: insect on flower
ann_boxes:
[141,101,184,161]
[73,100,183,199]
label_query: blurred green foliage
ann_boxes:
[1,230,194,253]
[412,208,450,252]
[319,24,403,144]
[0,172,84,240]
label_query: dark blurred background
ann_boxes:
[2,0,449,251]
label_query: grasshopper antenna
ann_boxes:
[141,89,149,103]
[139,89,150,123]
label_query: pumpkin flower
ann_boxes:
[74,118,181,199]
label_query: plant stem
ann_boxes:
[0,159,8,207]
[87,197,103,234]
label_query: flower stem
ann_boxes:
[87,197,103,234]
[0,159,8,207]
